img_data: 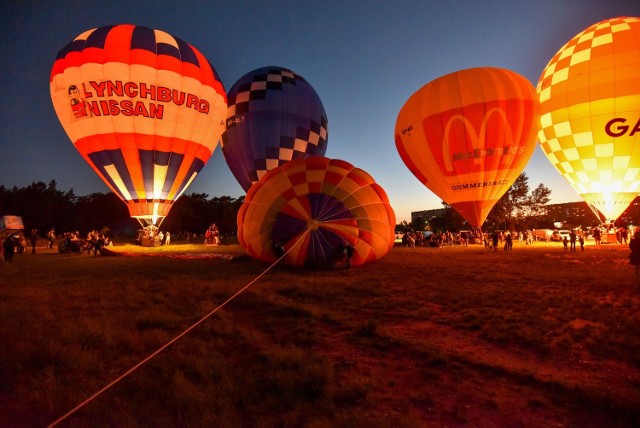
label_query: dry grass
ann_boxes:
[1,240,639,427]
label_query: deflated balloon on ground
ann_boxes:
[237,157,395,268]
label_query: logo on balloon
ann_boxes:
[66,80,213,121]
[422,101,527,177]
[605,117,640,137]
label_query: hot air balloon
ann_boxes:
[50,24,227,230]
[221,66,328,192]
[395,67,540,228]
[237,157,395,268]
[537,17,640,222]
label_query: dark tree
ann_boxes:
[485,173,554,231]
[72,192,130,233]
[526,183,552,218]
[0,181,76,233]
[1,182,244,240]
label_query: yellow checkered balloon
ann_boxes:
[537,17,640,221]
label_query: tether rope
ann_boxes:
[48,234,306,427]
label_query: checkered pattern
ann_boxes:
[252,117,329,182]
[227,68,306,116]
[536,17,640,217]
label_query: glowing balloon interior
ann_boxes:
[237,157,395,268]
[222,66,328,192]
[50,24,227,228]
[395,67,540,228]
[537,17,640,221]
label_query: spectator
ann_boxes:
[30,229,38,255]
[504,232,513,251]
[629,230,640,280]
[3,235,17,263]
[47,228,55,249]
[340,244,354,269]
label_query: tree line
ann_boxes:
[1,173,553,240]
[0,181,244,238]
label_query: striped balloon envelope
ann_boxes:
[221,66,328,192]
[237,157,395,268]
[537,17,640,221]
[50,24,227,227]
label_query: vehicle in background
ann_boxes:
[394,232,404,245]
[550,229,571,241]
[532,229,553,241]
[558,229,571,241]
[0,215,24,239]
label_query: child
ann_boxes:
[563,236,569,251]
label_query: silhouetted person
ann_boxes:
[341,244,355,269]
[273,242,285,258]
[569,230,577,252]
[3,235,17,263]
[629,231,640,281]
[30,229,38,255]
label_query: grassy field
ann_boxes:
[1,240,639,427]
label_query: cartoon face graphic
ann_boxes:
[67,85,87,118]
[68,85,81,98]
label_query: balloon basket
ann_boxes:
[135,223,162,246]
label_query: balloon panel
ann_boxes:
[537,17,640,220]
[50,24,227,222]
[237,157,395,268]
[395,67,540,227]
[222,67,328,192]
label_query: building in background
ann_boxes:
[412,197,640,229]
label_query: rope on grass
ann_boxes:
[48,234,306,427]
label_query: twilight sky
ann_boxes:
[1,0,639,222]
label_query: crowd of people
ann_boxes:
[397,225,635,252]
[57,229,113,255]
[0,228,116,260]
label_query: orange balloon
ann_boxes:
[395,67,540,227]
[537,17,640,221]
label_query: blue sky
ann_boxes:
[1,0,639,222]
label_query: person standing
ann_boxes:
[30,229,38,255]
[629,230,640,280]
[504,232,513,251]
[47,228,55,249]
[3,235,16,263]
[569,230,577,252]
